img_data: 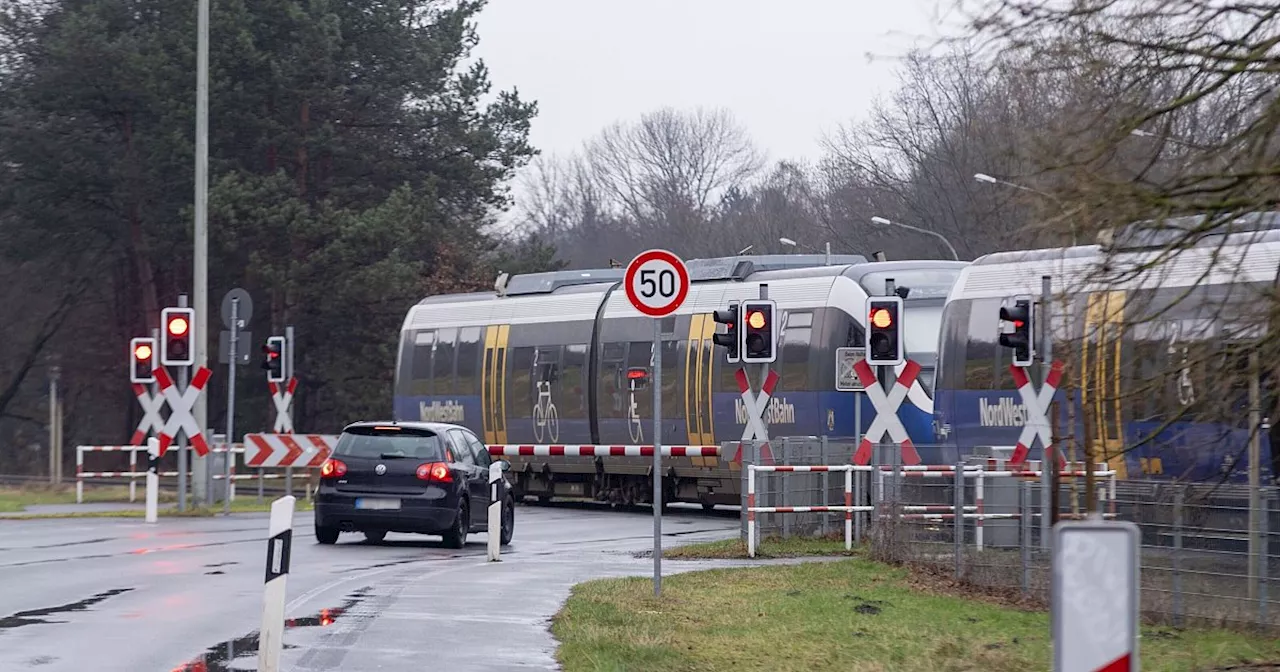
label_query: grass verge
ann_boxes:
[664,534,857,560]
[0,485,310,518]
[552,557,1280,672]
[0,484,176,513]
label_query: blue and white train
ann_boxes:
[393,254,967,506]
[932,215,1280,485]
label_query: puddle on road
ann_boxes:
[0,588,135,630]
[172,587,374,672]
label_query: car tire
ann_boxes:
[442,499,468,549]
[500,496,514,546]
[363,529,386,544]
[315,524,339,545]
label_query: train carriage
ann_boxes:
[934,214,1280,485]
[394,254,968,507]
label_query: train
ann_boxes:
[933,213,1280,485]
[392,253,969,507]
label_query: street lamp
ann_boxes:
[973,173,1059,201]
[869,216,960,260]
[778,237,832,265]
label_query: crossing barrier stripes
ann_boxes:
[488,445,720,457]
[746,464,874,557]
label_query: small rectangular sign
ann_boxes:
[835,347,865,391]
[218,329,253,366]
[1051,519,1140,671]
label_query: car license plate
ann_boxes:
[355,498,401,510]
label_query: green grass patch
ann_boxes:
[552,557,1280,672]
[0,484,175,513]
[666,534,857,559]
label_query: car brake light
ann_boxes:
[320,458,347,478]
[415,462,452,482]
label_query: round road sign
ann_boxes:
[624,249,689,318]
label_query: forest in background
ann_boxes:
[1,0,1276,474]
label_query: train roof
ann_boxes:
[952,212,1280,300]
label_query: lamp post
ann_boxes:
[974,172,1076,245]
[778,237,831,265]
[869,216,960,260]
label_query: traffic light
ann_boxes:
[739,299,777,363]
[711,302,740,362]
[865,296,903,366]
[999,297,1033,366]
[161,307,195,366]
[262,335,286,382]
[130,337,156,384]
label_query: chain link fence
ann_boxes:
[734,437,1279,631]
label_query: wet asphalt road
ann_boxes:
[0,502,751,671]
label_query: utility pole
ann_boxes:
[192,0,211,506]
[48,365,60,485]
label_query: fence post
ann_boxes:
[781,437,791,539]
[739,442,748,542]
[1260,487,1270,625]
[747,464,757,558]
[1040,459,1052,551]
[1021,480,1031,597]
[954,461,964,580]
[488,462,502,562]
[821,436,830,537]
[1173,484,1183,628]
[844,467,853,551]
[75,447,83,504]
[855,465,864,543]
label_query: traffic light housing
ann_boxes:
[739,299,777,364]
[160,307,195,366]
[865,296,904,366]
[130,337,156,384]
[999,297,1033,366]
[262,336,286,382]
[711,303,740,362]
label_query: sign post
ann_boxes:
[1052,519,1140,671]
[624,249,690,598]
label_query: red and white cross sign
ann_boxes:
[153,366,212,458]
[852,359,922,466]
[130,382,165,446]
[731,367,777,465]
[269,377,297,434]
[1009,360,1067,468]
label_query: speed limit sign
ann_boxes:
[624,249,689,318]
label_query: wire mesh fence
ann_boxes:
[734,437,1280,631]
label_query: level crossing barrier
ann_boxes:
[746,464,875,557]
[75,442,308,504]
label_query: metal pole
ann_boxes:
[1249,349,1261,600]
[192,0,211,507]
[882,278,897,501]
[177,293,189,512]
[954,461,963,580]
[1173,484,1184,627]
[225,298,239,515]
[652,317,662,597]
[48,366,59,484]
[1020,480,1031,596]
[1040,456,1050,551]
[285,325,295,496]
[824,241,831,266]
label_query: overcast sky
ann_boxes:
[471,0,967,168]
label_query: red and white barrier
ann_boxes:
[244,433,336,468]
[488,445,721,457]
[746,464,875,557]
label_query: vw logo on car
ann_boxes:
[375,464,387,475]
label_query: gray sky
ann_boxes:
[471,0,965,167]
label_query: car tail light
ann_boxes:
[320,458,347,479]
[415,462,452,483]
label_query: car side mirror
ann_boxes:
[498,459,511,472]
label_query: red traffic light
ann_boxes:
[746,310,766,329]
[167,316,189,336]
[870,307,893,328]
[134,343,153,361]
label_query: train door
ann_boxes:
[1081,291,1128,478]
[684,312,717,466]
[482,324,509,444]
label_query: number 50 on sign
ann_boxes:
[624,249,690,318]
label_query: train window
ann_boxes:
[600,342,626,419]
[965,298,1000,390]
[433,328,457,395]
[455,327,482,397]
[563,344,587,419]
[781,325,811,389]
[661,339,679,418]
[935,300,969,392]
[508,347,534,415]
[410,330,435,395]
[786,312,813,328]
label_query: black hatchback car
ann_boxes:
[314,421,514,547]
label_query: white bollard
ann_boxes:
[145,438,159,524]
[488,462,502,562]
[257,496,295,672]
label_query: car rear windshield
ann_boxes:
[334,426,445,460]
